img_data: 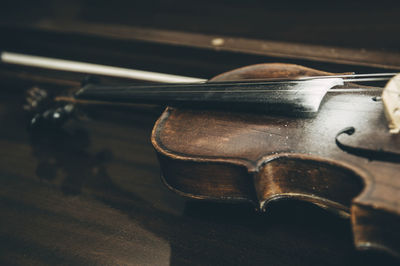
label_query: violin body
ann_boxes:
[151,64,400,257]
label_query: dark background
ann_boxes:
[2,0,400,50]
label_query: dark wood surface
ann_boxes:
[3,0,400,71]
[2,0,400,51]
[0,81,398,265]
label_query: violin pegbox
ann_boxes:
[382,74,400,134]
[24,86,76,130]
[23,76,100,130]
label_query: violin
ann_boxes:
[4,52,400,259]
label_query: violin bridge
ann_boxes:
[382,74,400,134]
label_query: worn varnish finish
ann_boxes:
[152,64,400,258]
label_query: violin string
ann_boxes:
[199,75,394,85]
[299,73,397,80]
[208,74,396,84]
[86,88,380,95]
[341,77,392,82]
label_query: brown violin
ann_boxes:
[9,54,400,258]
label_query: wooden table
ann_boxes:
[0,83,397,266]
